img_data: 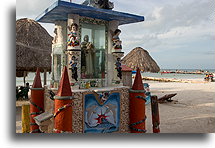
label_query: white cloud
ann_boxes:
[120,0,215,52]
[16,0,215,69]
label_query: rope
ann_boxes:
[30,100,44,133]
[129,95,147,132]
[30,100,44,115]
[53,103,73,118]
[135,95,147,101]
[129,116,147,133]
[49,90,55,100]
[53,103,73,133]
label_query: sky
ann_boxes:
[16,0,215,69]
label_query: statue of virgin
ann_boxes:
[81,35,95,78]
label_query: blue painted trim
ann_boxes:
[35,0,144,25]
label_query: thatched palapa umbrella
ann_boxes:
[122,47,160,73]
[16,18,53,85]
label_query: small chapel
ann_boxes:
[36,0,144,89]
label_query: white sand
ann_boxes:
[145,81,215,133]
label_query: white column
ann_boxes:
[52,21,67,86]
[106,20,119,86]
[55,21,67,45]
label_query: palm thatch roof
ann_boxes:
[122,47,160,73]
[16,18,53,77]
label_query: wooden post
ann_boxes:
[129,68,146,133]
[44,69,47,86]
[151,95,160,133]
[23,71,26,86]
[54,66,73,133]
[30,68,44,133]
[22,104,30,133]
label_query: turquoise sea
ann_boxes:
[16,69,215,86]
[141,69,215,80]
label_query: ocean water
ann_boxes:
[16,69,215,86]
[140,72,205,80]
[140,69,215,81]
[16,72,52,86]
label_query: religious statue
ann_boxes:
[112,29,122,52]
[69,56,78,81]
[52,28,58,44]
[81,35,95,78]
[82,0,97,7]
[115,58,122,79]
[82,0,114,10]
[67,23,80,49]
[97,0,114,9]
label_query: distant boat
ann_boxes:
[132,71,136,74]
[160,71,172,74]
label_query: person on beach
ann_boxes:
[16,82,30,100]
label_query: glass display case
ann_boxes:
[80,23,106,79]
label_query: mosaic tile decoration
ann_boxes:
[84,91,120,133]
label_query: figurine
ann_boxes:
[97,0,114,9]
[81,35,95,78]
[82,0,114,10]
[115,58,122,79]
[67,23,80,49]
[52,28,58,44]
[69,56,78,81]
[86,81,91,89]
[82,0,97,7]
[112,29,122,52]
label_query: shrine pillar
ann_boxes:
[66,14,81,87]
[30,68,44,133]
[107,20,120,86]
[129,68,146,133]
[52,21,67,88]
[54,66,73,133]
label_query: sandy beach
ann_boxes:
[16,81,215,133]
[145,81,215,133]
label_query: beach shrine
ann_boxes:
[36,0,144,88]
[28,0,160,133]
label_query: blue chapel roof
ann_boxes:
[35,0,144,25]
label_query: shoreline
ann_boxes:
[141,76,209,83]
